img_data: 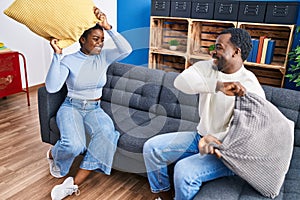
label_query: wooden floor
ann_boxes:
[0,86,157,200]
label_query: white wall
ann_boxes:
[0,0,117,87]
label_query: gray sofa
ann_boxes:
[38,62,300,199]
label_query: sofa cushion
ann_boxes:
[156,72,200,123]
[263,85,300,147]
[117,116,198,154]
[194,146,300,199]
[102,62,165,112]
[4,0,99,48]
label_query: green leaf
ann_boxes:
[169,39,179,46]
[285,74,293,79]
[208,44,215,51]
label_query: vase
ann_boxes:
[169,46,177,51]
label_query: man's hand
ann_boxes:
[216,81,246,96]
[198,135,222,158]
[50,38,62,54]
[93,7,112,30]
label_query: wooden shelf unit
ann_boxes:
[238,22,295,87]
[189,19,237,60]
[148,16,296,87]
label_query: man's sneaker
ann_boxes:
[51,177,80,200]
[47,148,63,178]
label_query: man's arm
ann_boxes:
[174,61,218,94]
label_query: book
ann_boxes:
[247,39,255,62]
[251,39,259,62]
[265,40,276,64]
[260,38,271,64]
[256,36,267,63]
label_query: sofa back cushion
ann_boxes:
[156,72,200,123]
[263,85,300,147]
[102,62,165,111]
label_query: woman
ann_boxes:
[45,7,132,200]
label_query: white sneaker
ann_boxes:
[47,148,63,178]
[51,177,80,200]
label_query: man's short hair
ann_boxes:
[220,28,252,61]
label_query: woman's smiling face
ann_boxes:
[80,29,104,55]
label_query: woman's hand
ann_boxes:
[198,135,222,158]
[50,38,62,54]
[93,7,112,30]
[216,81,246,96]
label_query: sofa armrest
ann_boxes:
[38,85,67,144]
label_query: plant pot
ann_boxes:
[169,46,177,51]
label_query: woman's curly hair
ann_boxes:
[79,23,103,47]
[220,28,252,61]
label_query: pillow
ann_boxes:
[214,93,294,198]
[4,0,99,48]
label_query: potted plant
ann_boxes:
[208,44,215,56]
[169,39,179,51]
[286,26,300,87]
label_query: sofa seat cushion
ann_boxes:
[102,99,198,155]
[117,115,198,154]
[194,146,300,200]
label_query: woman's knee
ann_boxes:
[143,137,157,155]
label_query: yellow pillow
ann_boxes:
[4,0,99,48]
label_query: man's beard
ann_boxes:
[212,53,223,71]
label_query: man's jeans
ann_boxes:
[52,97,119,176]
[143,131,234,200]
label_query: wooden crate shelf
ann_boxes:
[189,19,236,58]
[150,17,189,53]
[246,65,283,87]
[238,22,295,87]
[149,16,296,87]
[149,53,186,73]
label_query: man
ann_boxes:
[143,28,265,200]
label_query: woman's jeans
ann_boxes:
[143,131,235,200]
[51,97,120,176]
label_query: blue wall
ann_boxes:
[117,0,151,67]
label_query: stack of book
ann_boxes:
[247,36,276,64]
[0,42,11,53]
